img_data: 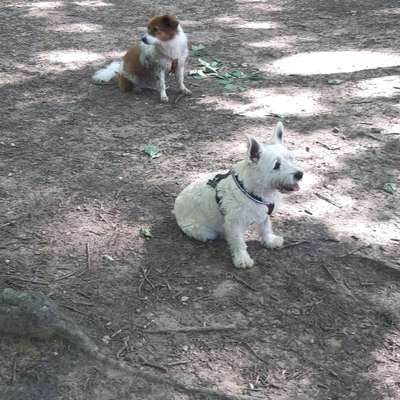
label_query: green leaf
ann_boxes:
[140,227,153,239]
[383,182,396,194]
[229,70,247,79]
[191,44,206,55]
[189,69,207,79]
[216,79,232,86]
[198,58,220,74]
[223,83,240,91]
[247,71,266,80]
[143,144,161,159]
[211,59,224,68]
[327,79,343,85]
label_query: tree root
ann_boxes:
[0,288,256,400]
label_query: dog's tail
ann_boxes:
[92,60,122,84]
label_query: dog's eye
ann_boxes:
[153,26,159,33]
[273,160,281,170]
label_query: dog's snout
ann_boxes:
[141,35,149,44]
[294,171,303,181]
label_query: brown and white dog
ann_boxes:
[92,15,191,102]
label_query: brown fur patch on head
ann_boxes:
[148,15,179,41]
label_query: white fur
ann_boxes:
[92,60,122,84]
[92,25,191,102]
[145,25,191,102]
[174,122,303,269]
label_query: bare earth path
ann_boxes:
[0,1,399,399]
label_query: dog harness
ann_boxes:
[207,171,275,215]
[170,59,178,73]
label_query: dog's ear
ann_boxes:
[161,15,179,30]
[273,121,284,144]
[246,136,262,162]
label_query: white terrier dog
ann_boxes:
[173,122,303,269]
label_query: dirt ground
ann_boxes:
[1,0,400,399]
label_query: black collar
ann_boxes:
[207,171,275,215]
[231,172,275,215]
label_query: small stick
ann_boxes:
[86,243,92,271]
[233,300,251,313]
[54,269,82,282]
[315,141,340,151]
[139,356,168,373]
[0,221,15,229]
[231,274,258,292]
[167,360,189,367]
[356,254,400,274]
[359,132,382,142]
[174,93,185,104]
[1,275,49,286]
[315,193,342,208]
[60,304,86,315]
[11,359,17,384]
[337,245,371,258]
[144,324,238,334]
[140,266,155,290]
[281,240,309,249]
[321,264,339,283]
[241,341,269,366]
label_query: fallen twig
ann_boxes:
[281,240,309,249]
[1,275,49,286]
[86,243,92,271]
[60,304,86,315]
[359,132,382,142]
[167,360,189,367]
[54,269,84,282]
[349,100,373,104]
[315,141,340,151]
[144,324,239,334]
[355,254,400,274]
[0,221,15,229]
[337,245,371,258]
[231,274,258,292]
[174,93,185,104]
[321,266,356,299]
[315,192,342,208]
[140,266,155,290]
[139,356,168,373]
[241,341,269,366]
[321,265,339,283]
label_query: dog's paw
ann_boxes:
[233,252,254,269]
[160,93,169,102]
[180,86,192,96]
[262,234,284,249]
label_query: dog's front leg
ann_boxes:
[175,61,192,95]
[259,216,284,248]
[224,219,254,269]
[159,68,168,102]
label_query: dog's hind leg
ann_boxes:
[117,75,133,92]
[180,223,220,242]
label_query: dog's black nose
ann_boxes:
[141,35,148,44]
[294,171,303,181]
